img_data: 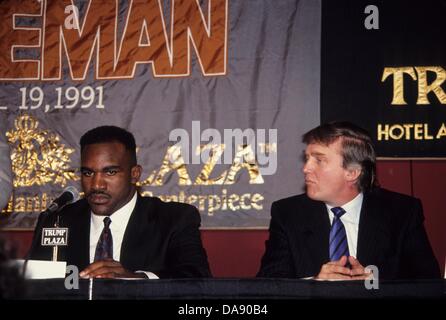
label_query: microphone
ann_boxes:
[43,186,80,215]
[23,186,80,275]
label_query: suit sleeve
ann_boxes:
[257,202,295,278]
[158,205,212,278]
[400,199,441,279]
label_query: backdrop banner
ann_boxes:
[0,0,320,229]
[321,0,446,158]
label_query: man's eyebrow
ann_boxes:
[309,152,326,157]
[80,166,121,172]
[102,165,122,171]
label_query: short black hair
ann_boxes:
[80,126,137,165]
[303,121,377,192]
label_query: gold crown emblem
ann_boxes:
[14,113,39,131]
[6,113,79,187]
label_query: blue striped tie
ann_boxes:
[329,207,349,261]
[94,217,113,262]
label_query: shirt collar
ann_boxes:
[91,192,138,232]
[326,192,363,224]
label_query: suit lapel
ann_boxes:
[64,202,90,270]
[302,200,330,266]
[357,190,391,266]
[120,195,156,270]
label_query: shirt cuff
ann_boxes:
[135,270,159,279]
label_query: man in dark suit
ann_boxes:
[29,126,211,279]
[258,122,440,280]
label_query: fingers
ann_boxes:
[80,259,114,275]
[324,273,352,280]
[348,256,362,267]
[316,271,352,280]
[351,273,372,280]
[82,266,122,278]
[316,256,351,280]
[351,268,373,278]
[348,256,371,278]
[322,263,351,276]
[80,259,124,279]
[316,256,371,280]
[331,255,348,266]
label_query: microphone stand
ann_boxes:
[22,187,78,278]
[22,209,58,278]
[52,214,61,261]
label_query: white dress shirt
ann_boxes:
[325,192,363,258]
[89,192,158,279]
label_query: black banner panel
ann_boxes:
[321,0,446,158]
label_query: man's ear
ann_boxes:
[131,165,142,183]
[345,164,361,183]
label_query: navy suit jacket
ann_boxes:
[29,195,211,278]
[257,188,440,279]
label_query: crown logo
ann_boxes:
[14,114,39,131]
[6,114,79,187]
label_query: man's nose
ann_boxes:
[302,160,311,174]
[91,173,106,190]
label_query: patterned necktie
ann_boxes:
[329,207,349,261]
[94,217,113,262]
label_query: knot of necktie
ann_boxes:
[330,207,346,219]
[103,216,111,229]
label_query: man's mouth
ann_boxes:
[88,193,111,204]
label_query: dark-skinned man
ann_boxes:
[29,126,211,279]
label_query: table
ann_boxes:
[23,278,445,300]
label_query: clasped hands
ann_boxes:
[79,259,146,279]
[315,256,372,280]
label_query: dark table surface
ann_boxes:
[22,278,445,300]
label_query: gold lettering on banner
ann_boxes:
[259,143,277,153]
[220,188,228,210]
[152,145,193,186]
[414,67,446,104]
[1,193,55,215]
[198,195,207,211]
[4,195,13,213]
[5,114,79,187]
[207,195,221,215]
[251,193,264,210]
[382,66,446,105]
[377,123,437,141]
[228,194,239,211]
[0,189,265,217]
[14,196,25,213]
[140,189,265,216]
[138,143,266,186]
[225,144,264,185]
[141,189,265,216]
[381,67,417,105]
[437,123,446,139]
[186,194,197,205]
[194,144,227,185]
